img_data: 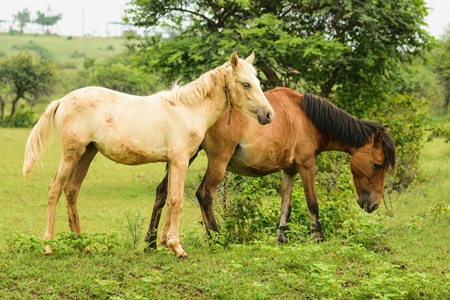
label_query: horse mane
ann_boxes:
[302,93,396,170]
[171,65,228,105]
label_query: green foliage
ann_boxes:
[126,0,434,117]
[371,93,429,192]
[219,176,277,243]
[82,51,164,95]
[13,8,31,33]
[217,163,390,248]
[0,50,57,119]
[34,10,62,34]
[1,104,37,127]
[431,35,450,114]
[6,232,119,254]
[123,210,145,251]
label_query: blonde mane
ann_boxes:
[171,64,229,106]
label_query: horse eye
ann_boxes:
[243,82,251,88]
[373,163,382,171]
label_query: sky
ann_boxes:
[0,0,449,38]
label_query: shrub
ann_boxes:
[1,105,38,128]
[370,93,429,193]
[217,161,389,247]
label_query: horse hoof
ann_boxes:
[277,231,288,244]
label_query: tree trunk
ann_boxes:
[255,60,283,89]
[10,96,20,118]
[0,96,4,123]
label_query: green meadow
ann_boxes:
[0,33,449,299]
[0,126,449,299]
[0,33,126,69]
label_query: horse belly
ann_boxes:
[94,140,167,165]
[227,151,288,177]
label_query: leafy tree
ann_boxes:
[34,11,62,34]
[76,52,163,95]
[125,0,433,117]
[13,8,31,33]
[431,33,450,114]
[0,51,57,120]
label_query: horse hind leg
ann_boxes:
[63,143,98,236]
[44,140,90,254]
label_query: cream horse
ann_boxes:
[23,52,274,258]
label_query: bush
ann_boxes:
[370,93,429,193]
[217,161,389,247]
[2,105,38,128]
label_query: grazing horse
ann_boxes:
[22,52,274,258]
[146,87,396,248]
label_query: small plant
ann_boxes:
[6,231,119,254]
[123,210,145,251]
[406,216,424,232]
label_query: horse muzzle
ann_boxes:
[357,195,379,213]
[256,109,274,125]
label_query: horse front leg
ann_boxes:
[277,170,296,243]
[298,160,325,241]
[161,160,189,258]
[196,162,229,236]
[146,151,199,252]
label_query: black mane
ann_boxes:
[302,93,396,170]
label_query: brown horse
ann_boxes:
[22,52,274,258]
[146,87,396,248]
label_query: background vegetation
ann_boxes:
[0,0,450,298]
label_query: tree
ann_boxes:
[431,33,450,114]
[34,10,62,34]
[0,51,57,120]
[86,52,163,95]
[13,8,31,33]
[125,0,433,117]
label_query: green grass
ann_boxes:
[0,33,126,69]
[1,127,449,299]
[0,128,207,250]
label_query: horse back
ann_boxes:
[203,87,319,176]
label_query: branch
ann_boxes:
[255,60,283,88]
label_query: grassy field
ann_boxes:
[1,33,450,297]
[0,126,449,299]
[0,33,126,69]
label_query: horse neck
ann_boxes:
[176,73,229,130]
[317,132,360,155]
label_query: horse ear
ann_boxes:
[373,129,384,147]
[230,51,239,70]
[245,51,255,64]
[383,124,390,133]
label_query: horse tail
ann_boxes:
[23,100,61,178]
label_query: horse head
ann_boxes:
[225,52,274,125]
[350,128,396,213]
